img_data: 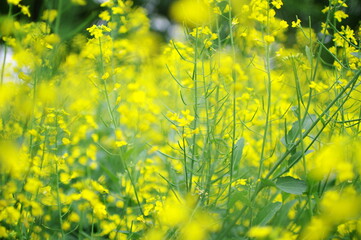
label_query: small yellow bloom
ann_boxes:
[264,35,275,43]
[19,4,31,17]
[87,25,111,38]
[7,0,21,5]
[170,0,214,27]
[116,201,124,208]
[248,226,273,238]
[99,10,111,21]
[41,9,58,23]
[68,212,80,222]
[279,20,289,29]
[62,137,71,145]
[62,221,71,231]
[223,4,230,13]
[322,6,329,13]
[271,0,283,9]
[309,81,328,92]
[115,140,127,147]
[71,0,86,5]
[232,18,239,25]
[334,10,348,22]
[101,72,110,80]
[291,19,301,28]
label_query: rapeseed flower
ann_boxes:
[170,0,214,27]
[1,0,360,239]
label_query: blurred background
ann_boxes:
[1,0,360,43]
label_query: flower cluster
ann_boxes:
[0,0,361,239]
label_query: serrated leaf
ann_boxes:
[275,176,307,195]
[253,202,282,226]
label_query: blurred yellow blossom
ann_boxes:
[170,0,214,27]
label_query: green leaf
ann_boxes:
[229,190,251,207]
[281,114,317,148]
[288,150,313,167]
[305,46,313,64]
[259,179,276,190]
[233,138,245,168]
[272,200,297,226]
[275,176,307,195]
[253,202,282,226]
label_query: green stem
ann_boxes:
[266,69,361,180]
[0,45,7,85]
[98,38,117,129]
[257,3,272,180]
[55,161,65,239]
[189,28,199,192]
[227,0,237,209]
[291,58,312,217]
[55,0,63,34]
[182,128,189,192]
[98,37,144,217]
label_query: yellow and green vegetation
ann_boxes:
[0,0,361,239]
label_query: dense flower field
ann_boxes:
[1,0,361,239]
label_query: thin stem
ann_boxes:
[266,69,361,180]
[291,58,312,217]
[257,3,272,180]
[97,37,145,217]
[98,38,118,129]
[189,28,199,192]
[182,128,189,192]
[55,161,65,239]
[227,0,237,209]
[55,0,63,34]
[1,4,13,85]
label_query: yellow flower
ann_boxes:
[81,189,97,202]
[7,0,21,5]
[62,221,71,231]
[322,6,329,13]
[271,0,283,9]
[291,19,301,28]
[101,72,110,80]
[334,10,348,22]
[91,180,109,194]
[62,137,71,145]
[24,177,42,194]
[115,140,127,147]
[279,20,289,29]
[19,4,31,17]
[87,25,111,38]
[3,206,20,225]
[0,226,8,238]
[41,9,58,23]
[159,194,190,226]
[99,10,111,21]
[170,0,214,27]
[71,0,86,5]
[68,212,80,222]
[309,81,328,92]
[248,226,273,238]
[93,201,107,219]
[264,35,275,43]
